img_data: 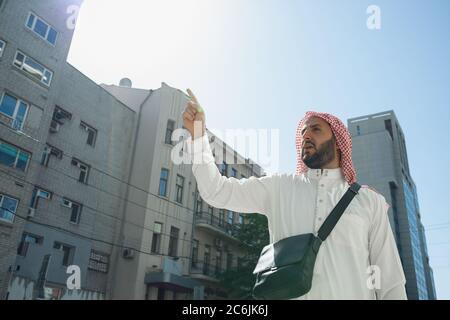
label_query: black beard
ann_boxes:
[302,137,336,169]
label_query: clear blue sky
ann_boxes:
[68,0,450,299]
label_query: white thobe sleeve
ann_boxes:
[185,133,277,215]
[369,194,407,300]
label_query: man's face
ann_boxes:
[300,117,338,169]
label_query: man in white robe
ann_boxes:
[182,89,407,300]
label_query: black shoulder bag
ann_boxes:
[252,182,361,300]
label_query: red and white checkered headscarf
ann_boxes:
[295,111,357,185]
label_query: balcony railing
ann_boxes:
[190,259,236,280]
[194,211,241,238]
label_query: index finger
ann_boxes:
[187,88,199,104]
[187,88,203,112]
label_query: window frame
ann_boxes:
[80,121,97,147]
[71,158,90,184]
[191,239,199,267]
[175,174,185,204]
[0,92,29,131]
[0,39,5,58]
[30,187,52,209]
[13,50,53,86]
[151,222,163,254]
[25,12,58,46]
[158,168,169,197]
[17,232,43,256]
[165,119,175,145]
[168,226,179,257]
[218,209,225,227]
[0,139,31,172]
[0,193,19,223]
[62,197,82,224]
[53,241,75,267]
[40,144,63,167]
[227,211,234,225]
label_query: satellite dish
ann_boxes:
[119,78,132,87]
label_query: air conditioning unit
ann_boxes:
[214,238,223,248]
[49,120,60,133]
[27,208,35,218]
[122,248,135,259]
[62,199,73,208]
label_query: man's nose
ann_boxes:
[302,128,312,141]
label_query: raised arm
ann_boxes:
[182,89,277,215]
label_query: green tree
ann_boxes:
[218,213,270,299]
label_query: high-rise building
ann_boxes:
[348,110,436,300]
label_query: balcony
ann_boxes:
[194,212,241,241]
[190,259,234,282]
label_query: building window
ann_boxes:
[30,187,52,209]
[25,12,58,45]
[195,195,203,216]
[218,209,225,227]
[0,193,18,223]
[168,226,179,257]
[238,213,244,225]
[0,39,5,58]
[384,119,393,140]
[158,168,169,197]
[13,51,53,86]
[80,122,97,147]
[215,250,222,275]
[53,242,75,266]
[17,233,43,257]
[0,140,31,171]
[356,125,361,136]
[219,162,227,176]
[49,106,71,134]
[226,253,233,271]
[71,158,90,184]
[88,250,109,273]
[175,175,184,204]
[62,198,82,224]
[208,206,214,219]
[0,92,29,130]
[231,168,237,178]
[227,211,234,225]
[53,106,72,123]
[165,119,175,145]
[203,245,211,274]
[151,222,163,254]
[191,239,199,268]
[40,144,62,167]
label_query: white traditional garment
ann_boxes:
[185,133,407,300]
